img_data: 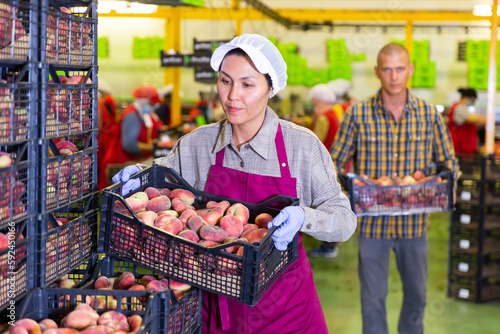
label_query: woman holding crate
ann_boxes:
[113,34,357,333]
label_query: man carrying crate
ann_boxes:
[330,43,459,334]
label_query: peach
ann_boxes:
[178,208,197,227]
[240,224,259,239]
[401,175,417,185]
[65,310,97,330]
[114,200,129,215]
[170,189,195,205]
[140,275,156,287]
[145,279,169,293]
[58,278,76,289]
[147,195,171,212]
[159,188,171,197]
[41,330,65,334]
[80,326,113,334]
[376,176,393,186]
[157,210,179,218]
[56,140,78,154]
[113,271,135,290]
[206,200,231,213]
[187,215,208,234]
[10,325,30,334]
[220,215,244,238]
[178,229,199,243]
[226,203,250,225]
[254,213,273,229]
[179,256,200,270]
[169,278,191,292]
[197,207,224,225]
[198,240,221,247]
[127,315,143,332]
[59,329,80,334]
[248,228,268,244]
[144,187,161,199]
[98,311,130,332]
[137,211,157,226]
[155,215,183,235]
[171,198,188,213]
[413,170,425,181]
[12,319,40,334]
[236,246,245,257]
[94,276,113,289]
[75,303,99,319]
[128,284,146,291]
[222,236,239,253]
[39,319,58,329]
[172,289,185,300]
[125,192,148,212]
[200,225,228,242]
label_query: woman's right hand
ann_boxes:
[112,165,141,196]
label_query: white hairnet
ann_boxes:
[309,84,337,104]
[98,79,112,95]
[159,84,173,97]
[210,34,287,97]
[328,79,352,98]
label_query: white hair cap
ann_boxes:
[309,84,337,104]
[159,84,173,97]
[328,79,352,98]
[210,34,287,97]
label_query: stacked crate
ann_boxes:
[0,0,99,313]
[448,154,500,303]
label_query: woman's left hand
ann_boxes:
[268,206,305,251]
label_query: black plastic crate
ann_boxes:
[450,252,500,278]
[457,154,484,180]
[0,63,37,145]
[486,155,500,181]
[449,275,500,303]
[41,66,97,139]
[39,134,97,212]
[17,256,202,334]
[455,177,483,204]
[345,171,454,216]
[100,165,299,306]
[452,203,500,230]
[40,0,97,66]
[35,195,98,287]
[0,218,33,311]
[451,225,500,254]
[0,141,36,229]
[0,0,39,62]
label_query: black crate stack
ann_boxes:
[448,154,500,303]
[0,0,98,313]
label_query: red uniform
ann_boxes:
[448,102,478,154]
[311,108,340,151]
[98,104,162,190]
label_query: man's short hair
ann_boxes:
[377,43,410,65]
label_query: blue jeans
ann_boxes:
[358,234,428,334]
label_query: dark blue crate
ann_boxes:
[0,141,37,229]
[0,0,39,63]
[0,218,34,311]
[40,0,97,66]
[39,134,97,212]
[100,164,299,307]
[449,275,500,303]
[35,195,98,287]
[17,256,202,334]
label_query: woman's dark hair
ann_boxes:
[221,48,273,89]
[458,87,477,99]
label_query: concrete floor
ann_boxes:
[304,212,500,334]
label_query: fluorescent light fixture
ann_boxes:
[473,4,500,16]
[97,1,158,14]
[436,105,445,113]
[468,105,476,114]
[72,7,88,14]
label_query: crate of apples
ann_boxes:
[348,169,452,216]
[100,165,299,306]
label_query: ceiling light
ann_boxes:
[473,4,500,16]
[97,1,158,14]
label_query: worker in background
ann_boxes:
[447,87,486,155]
[97,81,117,183]
[98,80,118,123]
[331,43,459,334]
[98,85,163,190]
[307,83,341,258]
[328,78,357,123]
[155,84,173,126]
[112,33,357,333]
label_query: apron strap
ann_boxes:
[215,147,225,166]
[217,295,231,330]
[275,123,292,179]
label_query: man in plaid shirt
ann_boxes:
[330,43,458,334]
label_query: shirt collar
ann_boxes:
[212,107,278,160]
[374,89,419,114]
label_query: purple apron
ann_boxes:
[202,124,328,334]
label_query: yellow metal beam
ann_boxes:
[99,8,484,23]
[486,0,498,155]
[163,7,182,128]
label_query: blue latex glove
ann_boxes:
[112,165,141,196]
[268,206,305,251]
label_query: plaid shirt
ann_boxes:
[331,90,459,239]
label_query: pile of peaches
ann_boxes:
[0,151,27,224]
[111,187,273,269]
[352,170,449,213]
